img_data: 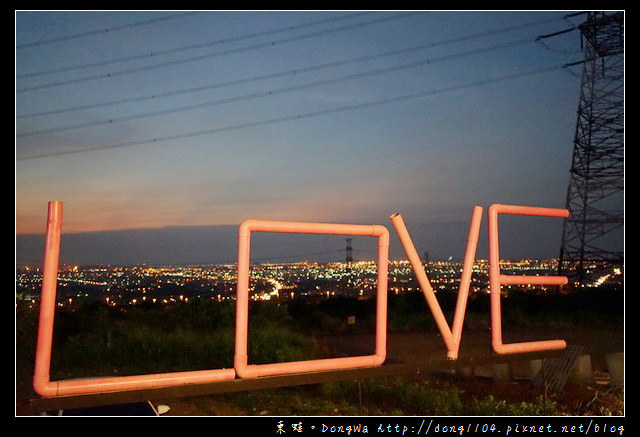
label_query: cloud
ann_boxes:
[16,211,588,268]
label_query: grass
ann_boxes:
[16,288,623,415]
[36,299,318,379]
[192,377,559,416]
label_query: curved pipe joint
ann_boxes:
[371,353,386,366]
[33,378,58,398]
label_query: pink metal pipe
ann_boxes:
[234,219,389,379]
[33,201,63,397]
[389,213,455,353]
[32,201,235,398]
[487,203,569,355]
[390,207,482,359]
[42,368,238,398]
[450,206,483,357]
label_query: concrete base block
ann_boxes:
[492,363,512,383]
[569,354,593,383]
[605,352,624,385]
[455,366,474,379]
[529,359,543,379]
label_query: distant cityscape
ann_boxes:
[16,258,623,311]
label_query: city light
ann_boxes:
[16,258,620,310]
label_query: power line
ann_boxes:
[16,12,198,50]
[16,64,562,161]
[17,12,372,79]
[17,15,564,120]
[17,37,536,138]
[16,12,416,93]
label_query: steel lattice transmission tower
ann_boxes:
[345,238,353,263]
[559,11,624,286]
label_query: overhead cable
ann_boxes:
[16,12,416,93]
[16,11,198,50]
[16,64,562,161]
[17,37,535,138]
[17,12,372,78]
[17,14,565,119]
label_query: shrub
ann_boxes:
[467,395,556,416]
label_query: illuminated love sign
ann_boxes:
[32,201,569,397]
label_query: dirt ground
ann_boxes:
[156,326,624,416]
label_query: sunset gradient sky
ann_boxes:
[16,10,600,265]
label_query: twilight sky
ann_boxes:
[16,10,596,265]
